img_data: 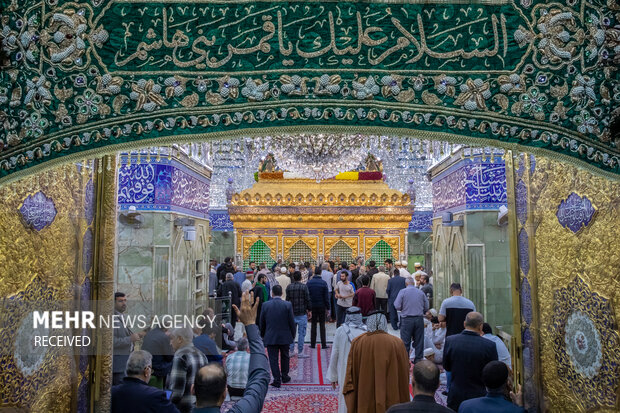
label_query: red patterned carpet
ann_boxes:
[261,384,338,412]
[222,344,448,412]
[222,344,338,412]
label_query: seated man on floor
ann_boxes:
[193,292,270,413]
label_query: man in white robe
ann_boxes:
[327,306,367,413]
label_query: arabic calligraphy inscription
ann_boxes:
[556,192,596,234]
[98,2,527,74]
[19,192,58,231]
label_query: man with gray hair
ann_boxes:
[112,350,179,412]
[225,337,251,399]
[386,360,453,413]
[169,327,208,413]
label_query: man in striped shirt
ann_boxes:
[225,337,251,398]
[169,327,208,413]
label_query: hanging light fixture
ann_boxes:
[269,134,367,181]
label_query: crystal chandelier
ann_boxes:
[269,134,367,181]
[203,135,500,209]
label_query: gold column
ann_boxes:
[505,152,526,391]
[91,155,118,413]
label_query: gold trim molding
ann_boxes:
[283,237,318,258]
[324,237,359,257]
[92,156,118,413]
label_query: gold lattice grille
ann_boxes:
[286,240,315,265]
[329,240,354,264]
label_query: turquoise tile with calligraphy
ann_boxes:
[0,0,618,183]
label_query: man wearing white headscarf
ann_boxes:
[343,312,410,413]
[327,307,367,413]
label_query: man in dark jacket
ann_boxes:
[286,271,312,357]
[458,361,525,413]
[386,269,407,330]
[259,285,296,388]
[218,273,242,328]
[141,326,174,388]
[444,312,498,411]
[351,262,361,287]
[366,260,378,281]
[306,271,330,349]
[387,360,453,413]
[217,257,234,285]
[112,350,179,413]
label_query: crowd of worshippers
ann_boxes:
[110,258,524,413]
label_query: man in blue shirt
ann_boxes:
[193,292,270,413]
[394,277,429,363]
[233,264,246,288]
[458,361,524,413]
[482,323,512,368]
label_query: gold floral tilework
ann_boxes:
[531,157,620,412]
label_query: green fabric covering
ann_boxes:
[0,0,618,182]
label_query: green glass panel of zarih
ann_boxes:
[98,1,526,75]
[368,240,393,265]
[245,240,276,270]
